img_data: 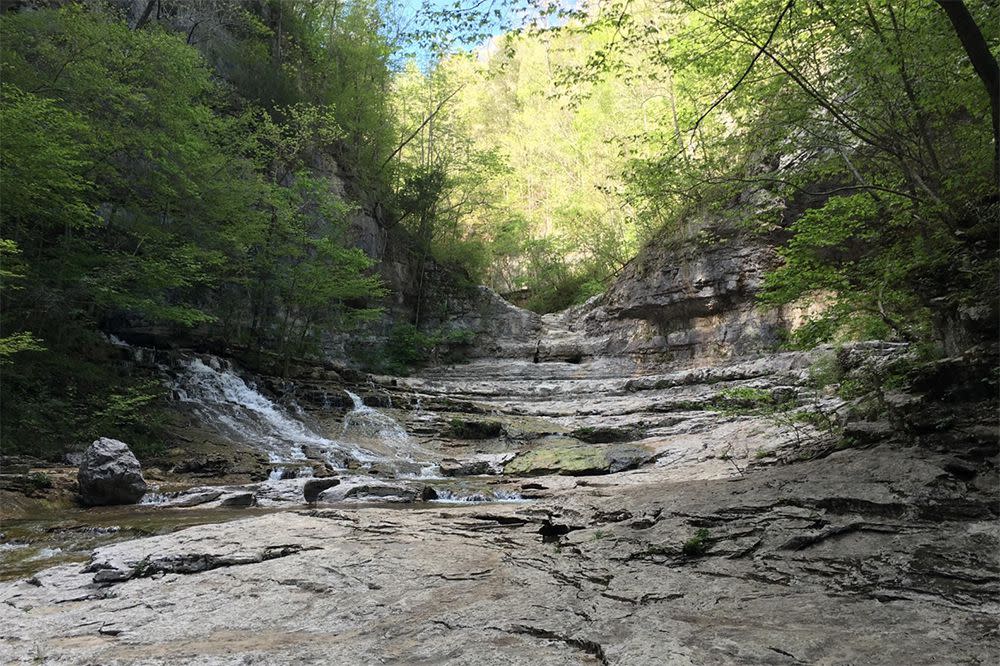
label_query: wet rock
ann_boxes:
[77,438,147,506]
[168,489,224,507]
[367,460,430,477]
[310,463,336,478]
[301,445,351,470]
[217,491,256,508]
[439,454,513,477]
[440,459,492,476]
[170,456,234,477]
[303,478,341,502]
[317,478,424,503]
[269,466,302,481]
[164,487,256,509]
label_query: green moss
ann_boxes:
[570,426,635,444]
[504,446,608,476]
[446,418,503,440]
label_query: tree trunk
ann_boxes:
[134,1,156,30]
[936,0,1000,191]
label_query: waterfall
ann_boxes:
[168,356,373,465]
[341,391,438,476]
[110,335,437,475]
[341,390,410,444]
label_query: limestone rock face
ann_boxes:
[425,228,793,366]
[77,438,147,506]
[564,230,788,363]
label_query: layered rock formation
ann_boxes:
[446,227,792,367]
[2,328,997,665]
[3,435,996,664]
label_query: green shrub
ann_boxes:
[378,322,477,375]
[682,528,711,557]
[808,352,843,390]
[26,472,53,491]
[0,336,167,460]
[713,387,782,413]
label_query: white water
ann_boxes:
[110,334,461,483]
[430,489,527,504]
[268,466,315,482]
[341,390,438,475]
[162,354,439,477]
[168,356,375,465]
[342,390,410,445]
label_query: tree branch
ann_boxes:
[134,0,157,30]
[935,0,999,191]
[688,0,796,135]
[380,86,464,171]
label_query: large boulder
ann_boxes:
[303,477,341,503]
[317,478,430,503]
[78,438,147,506]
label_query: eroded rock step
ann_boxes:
[2,342,996,664]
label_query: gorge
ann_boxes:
[1,242,997,664]
[1,1,998,664]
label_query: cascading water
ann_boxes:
[341,391,410,444]
[167,355,374,465]
[430,489,527,504]
[341,391,439,477]
[109,336,450,488]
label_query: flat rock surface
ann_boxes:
[2,441,997,665]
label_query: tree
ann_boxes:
[0,5,390,454]
[935,0,1000,188]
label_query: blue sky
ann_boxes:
[390,0,577,67]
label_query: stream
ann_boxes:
[1,342,996,664]
[2,347,539,579]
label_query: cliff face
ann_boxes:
[451,226,798,368]
[571,229,786,362]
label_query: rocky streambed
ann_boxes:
[1,342,997,664]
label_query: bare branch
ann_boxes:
[688,0,796,135]
[380,86,464,171]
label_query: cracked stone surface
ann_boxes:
[2,343,997,664]
[2,439,997,665]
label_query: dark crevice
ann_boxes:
[503,624,609,665]
[88,544,321,583]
